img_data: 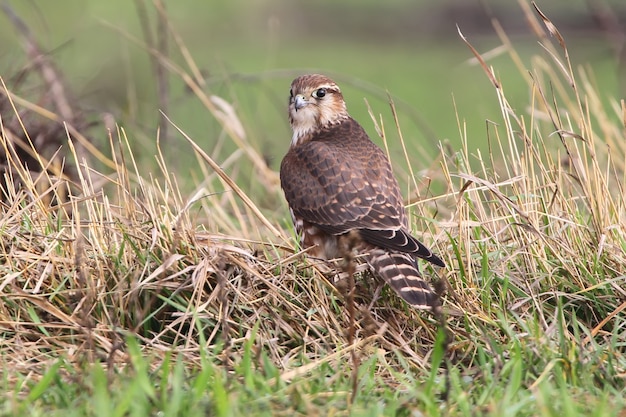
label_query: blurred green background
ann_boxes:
[0,0,622,182]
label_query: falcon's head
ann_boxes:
[288,74,349,146]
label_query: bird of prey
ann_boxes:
[279,74,445,310]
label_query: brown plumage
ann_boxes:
[280,74,444,310]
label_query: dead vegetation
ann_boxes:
[0,1,624,404]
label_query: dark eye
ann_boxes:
[289,88,293,97]
[312,88,326,98]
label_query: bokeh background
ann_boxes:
[0,0,623,183]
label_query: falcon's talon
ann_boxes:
[280,74,444,311]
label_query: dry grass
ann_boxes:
[0,1,624,413]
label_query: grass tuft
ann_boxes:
[0,2,624,416]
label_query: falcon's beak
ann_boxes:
[294,95,308,111]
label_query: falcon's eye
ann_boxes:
[289,88,293,98]
[312,88,326,99]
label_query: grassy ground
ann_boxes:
[1,2,625,416]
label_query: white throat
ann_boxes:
[290,123,317,146]
[289,103,347,146]
[289,104,319,146]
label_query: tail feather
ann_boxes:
[365,248,438,309]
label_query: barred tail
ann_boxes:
[365,248,438,309]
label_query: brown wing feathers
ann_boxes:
[282,117,443,267]
[359,228,445,267]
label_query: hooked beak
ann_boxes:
[294,94,308,111]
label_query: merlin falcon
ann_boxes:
[280,74,445,310]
